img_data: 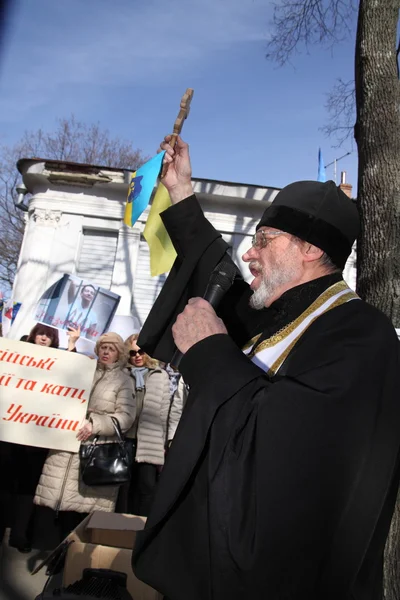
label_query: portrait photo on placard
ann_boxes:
[35,274,120,342]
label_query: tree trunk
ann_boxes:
[384,494,400,600]
[355,0,400,322]
[354,2,400,599]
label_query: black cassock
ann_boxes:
[132,196,400,600]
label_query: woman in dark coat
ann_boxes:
[0,323,79,552]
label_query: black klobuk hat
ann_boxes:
[256,180,359,269]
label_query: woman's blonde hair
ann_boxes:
[95,332,129,365]
[125,333,159,369]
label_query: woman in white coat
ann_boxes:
[34,332,135,540]
[124,333,184,516]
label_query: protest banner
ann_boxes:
[35,274,120,342]
[0,338,96,452]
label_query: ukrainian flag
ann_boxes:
[124,151,165,227]
[144,183,177,276]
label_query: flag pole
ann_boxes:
[325,152,352,184]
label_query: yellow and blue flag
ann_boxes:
[144,183,177,276]
[124,151,165,227]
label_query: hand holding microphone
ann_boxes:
[171,259,237,370]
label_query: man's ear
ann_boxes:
[302,243,324,263]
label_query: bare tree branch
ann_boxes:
[266,0,357,65]
[0,115,147,293]
[321,78,356,146]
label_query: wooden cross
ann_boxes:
[161,88,194,178]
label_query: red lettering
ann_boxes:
[19,413,33,424]
[26,358,56,370]
[1,404,77,432]
[24,380,37,391]
[51,385,64,396]
[62,387,85,400]
[35,359,47,369]
[19,355,31,366]
[16,378,37,390]
[41,383,53,394]
[0,374,13,387]
[47,414,61,428]
[77,389,87,404]
[25,414,38,424]
[53,417,80,431]
[2,404,23,421]
[0,354,56,370]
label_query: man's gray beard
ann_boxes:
[249,276,273,310]
[249,264,299,310]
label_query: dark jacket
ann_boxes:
[133,196,400,600]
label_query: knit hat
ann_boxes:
[95,332,127,365]
[257,180,359,269]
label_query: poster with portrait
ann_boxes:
[35,274,120,342]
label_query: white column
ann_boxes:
[10,207,82,340]
[110,226,141,316]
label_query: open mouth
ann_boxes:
[249,266,260,278]
[249,262,262,288]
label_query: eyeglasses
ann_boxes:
[251,229,285,250]
[129,349,145,357]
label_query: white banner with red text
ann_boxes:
[0,338,96,452]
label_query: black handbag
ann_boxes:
[79,417,134,486]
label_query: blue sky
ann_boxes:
[0,0,358,191]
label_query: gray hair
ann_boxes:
[290,234,341,274]
[318,252,342,274]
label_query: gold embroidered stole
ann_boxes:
[242,281,359,376]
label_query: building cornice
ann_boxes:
[18,157,280,207]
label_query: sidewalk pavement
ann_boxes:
[0,529,53,600]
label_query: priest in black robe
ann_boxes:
[132,136,400,600]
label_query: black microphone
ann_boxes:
[170,258,237,371]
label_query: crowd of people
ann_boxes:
[0,321,186,553]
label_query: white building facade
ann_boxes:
[10,158,357,343]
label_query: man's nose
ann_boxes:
[242,245,258,262]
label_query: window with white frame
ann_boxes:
[76,229,118,290]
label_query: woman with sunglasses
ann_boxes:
[123,334,184,516]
